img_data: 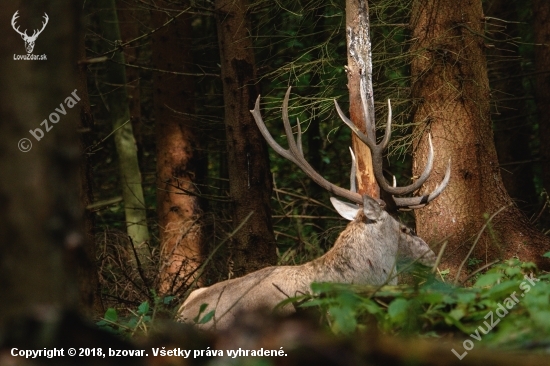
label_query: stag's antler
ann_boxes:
[251,88,368,206]
[333,79,450,208]
[250,86,450,209]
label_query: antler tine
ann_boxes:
[250,88,363,205]
[296,118,303,157]
[251,93,300,167]
[393,159,451,209]
[380,99,392,150]
[333,100,376,151]
[349,147,357,193]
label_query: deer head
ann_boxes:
[12,11,49,54]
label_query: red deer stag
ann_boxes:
[176,87,450,330]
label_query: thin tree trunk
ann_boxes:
[98,0,151,266]
[346,0,379,198]
[533,0,550,201]
[117,0,144,164]
[215,0,277,277]
[151,1,206,295]
[410,0,550,281]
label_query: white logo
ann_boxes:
[11,10,48,54]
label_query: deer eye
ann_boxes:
[401,227,408,234]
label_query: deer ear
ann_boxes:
[330,197,360,221]
[362,195,383,221]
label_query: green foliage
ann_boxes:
[289,258,550,351]
[96,295,173,337]
[193,303,216,325]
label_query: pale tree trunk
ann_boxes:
[117,0,144,161]
[151,1,206,295]
[98,0,151,266]
[410,0,550,281]
[486,0,536,210]
[346,0,379,198]
[533,0,550,201]
[0,0,81,327]
[215,0,277,277]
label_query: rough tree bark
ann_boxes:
[410,0,550,280]
[346,0,379,198]
[533,0,550,201]
[215,0,277,277]
[151,1,206,294]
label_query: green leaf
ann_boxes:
[448,307,465,322]
[360,299,382,315]
[329,306,357,334]
[138,301,149,315]
[104,308,118,322]
[543,251,550,258]
[193,303,209,323]
[455,291,477,304]
[163,295,175,305]
[388,298,409,323]
[474,272,503,287]
[199,310,215,324]
[486,280,520,298]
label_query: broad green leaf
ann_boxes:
[138,301,149,315]
[329,306,356,334]
[104,307,118,322]
[388,298,409,323]
[474,272,503,287]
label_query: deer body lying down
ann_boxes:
[176,86,450,330]
[176,196,436,330]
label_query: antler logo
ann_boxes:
[11,11,49,54]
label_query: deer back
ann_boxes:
[177,196,436,330]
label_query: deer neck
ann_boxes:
[305,221,398,285]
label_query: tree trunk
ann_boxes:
[117,0,144,164]
[533,0,550,201]
[410,0,550,281]
[0,0,81,327]
[76,20,103,316]
[151,1,206,295]
[486,0,537,210]
[346,0,379,198]
[98,0,151,266]
[215,0,277,277]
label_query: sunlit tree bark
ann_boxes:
[346,0,379,199]
[410,0,550,280]
[152,1,206,294]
